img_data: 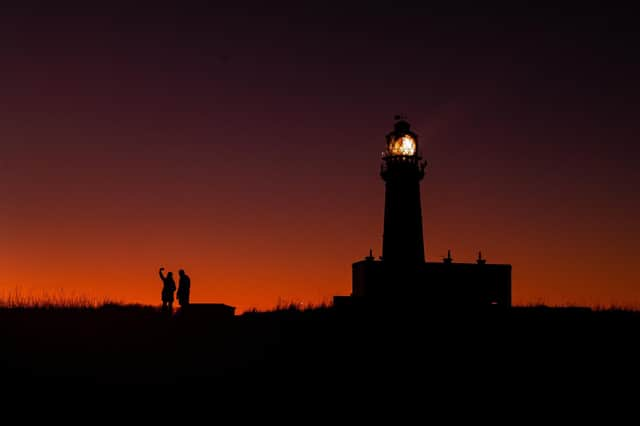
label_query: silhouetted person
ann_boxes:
[177,269,191,308]
[159,267,176,313]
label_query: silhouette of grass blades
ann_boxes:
[0,286,121,309]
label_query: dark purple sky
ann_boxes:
[1,2,639,310]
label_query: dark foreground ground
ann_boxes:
[2,303,640,390]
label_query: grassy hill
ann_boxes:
[2,303,639,385]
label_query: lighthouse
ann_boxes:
[381,117,427,265]
[335,116,512,309]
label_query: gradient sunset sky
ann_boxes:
[1,2,639,312]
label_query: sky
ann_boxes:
[1,2,639,312]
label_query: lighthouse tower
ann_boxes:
[381,117,427,266]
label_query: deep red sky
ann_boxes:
[1,2,639,312]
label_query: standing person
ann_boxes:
[159,267,176,313]
[177,269,191,308]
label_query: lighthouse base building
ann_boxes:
[342,253,512,308]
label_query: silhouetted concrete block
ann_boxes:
[177,303,235,319]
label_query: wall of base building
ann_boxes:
[341,259,511,308]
